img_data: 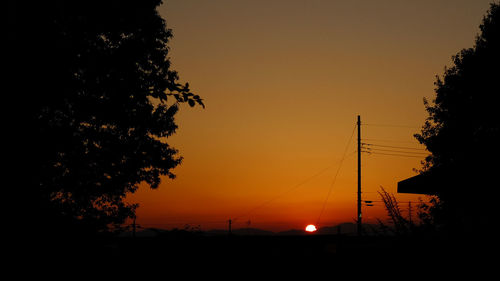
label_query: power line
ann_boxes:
[127,221,227,227]
[363,151,425,158]
[363,143,426,151]
[233,166,330,220]
[362,138,422,144]
[364,148,429,155]
[363,123,420,129]
[316,123,357,226]
[232,141,355,221]
[362,200,433,204]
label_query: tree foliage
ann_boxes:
[414,3,499,232]
[25,0,203,234]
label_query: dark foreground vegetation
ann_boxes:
[28,229,493,270]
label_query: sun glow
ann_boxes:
[305,224,317,232]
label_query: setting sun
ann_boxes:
[305,225,317,233]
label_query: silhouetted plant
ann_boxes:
[378,187,409,236]
[414,3,499,235]
[25,0,204,235]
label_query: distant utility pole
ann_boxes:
[408,201,412,225]
[132,216,136,238]
[357,115,362,236]
[228,219,232,235]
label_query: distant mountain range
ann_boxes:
[275,223,379,236]
[121,222,381,238]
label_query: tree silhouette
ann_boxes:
[23,0,203,235]
[414,3,499,235]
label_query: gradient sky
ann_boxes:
[127,0,494,232]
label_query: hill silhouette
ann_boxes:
[119,222,382,237]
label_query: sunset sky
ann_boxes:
[127,0,494,232]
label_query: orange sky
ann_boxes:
[127,0,494,232]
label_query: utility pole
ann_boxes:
[408,201,412,225]
[357,115,362,236]
[357,116,362,235]
[132,216,136,238]
[228,219,232,235]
